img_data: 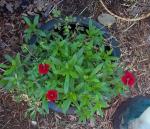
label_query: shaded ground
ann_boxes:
[0,0,150,129]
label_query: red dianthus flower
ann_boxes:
[46,90,58,102]
[121,71,135,88]
[38,64,49,75]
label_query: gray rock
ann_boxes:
[98,13,116,27]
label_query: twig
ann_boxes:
[99,0,150,22]
[122,15,138,32]
[79,7,88,15]
[0,68,5,72]
[44,0,64,17]
[79,1,94,16]
[50,0,64,14]
[2,119,11,129]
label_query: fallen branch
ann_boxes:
[99,0,150,22]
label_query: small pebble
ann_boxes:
[6,3,14,13]
[68,115,77,121]
[31,121,37,126]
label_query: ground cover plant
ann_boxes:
[0,15,132,122]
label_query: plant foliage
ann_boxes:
[0,16,128,122]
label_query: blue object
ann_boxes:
[48,102,75,114]
[113,96,150,129]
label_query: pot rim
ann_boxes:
[30,16,121,58]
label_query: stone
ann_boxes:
[98,13,116,27]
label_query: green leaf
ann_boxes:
[38,30,47,37]
[22,16,32,26]
[97,109,104,117]
[69,92,77,102]
[64,75,70,94]
[69,71,78,78]
[51,64,59,74]
[62,99,71,113]
[77,48,84,58]
[4,67,15,76]
[16,53,21,64]
[0,63,8,68]
[91,64,103,76]
[23,54,31,63]
[42,98,49,114]
[50,57,61,65]
[0,78,6,85]
[107,49,113,56]
[33,15,39,26]
[30,110,36,120]
[52,8,61,17]
[74,65,84,75]
[77,56,84,65]
[89,77,100,83]
[4,54,13,62]
[37,108,45,115]
[69,54,77,66]
[5,82,13,90]
[24,28,32,34]
[55,88,64,93]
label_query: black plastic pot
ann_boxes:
[30,16,121,114]
[30,16,121,57]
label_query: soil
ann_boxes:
[0,0,150,129]
[0,89,29,129]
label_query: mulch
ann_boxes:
[0,0,150,129]
[0,89,30,129]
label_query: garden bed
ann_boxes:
[0,0,150,129]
